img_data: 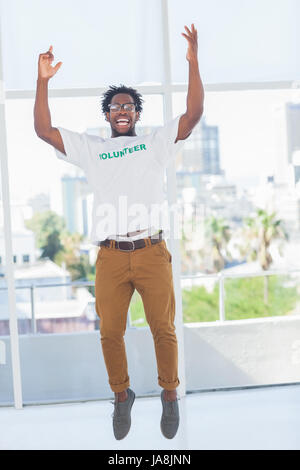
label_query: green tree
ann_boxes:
[204,215,232,272]
[239,208,289,304]
[55,232,85,280]
[41,230,63,260]
[25,210,95,283]
[179,223,193,274]
[25,210,66,261]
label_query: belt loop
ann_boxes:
[113,240,116,249]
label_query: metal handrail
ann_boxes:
[181,267,300,280]
[0,267,299,332]
[0,281,96,290]
[181,267,300,322]
[0,280,130,332]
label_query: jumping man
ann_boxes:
[34,23,204,440]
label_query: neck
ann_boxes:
[111,129,137,138]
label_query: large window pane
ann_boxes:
[169,0,300,84]
[0,112,14,405]
[224,273,300,321]
[6,93,164,337]
[173,88,300,322]
[0,0,163,90]
[5,91,165,402]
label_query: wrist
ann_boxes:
[37,76,50,84]
[188,56,199,66]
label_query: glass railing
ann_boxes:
[1,268,300,335]
[181,269,300,323]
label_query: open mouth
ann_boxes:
[115,118,130,128]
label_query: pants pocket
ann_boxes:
[157,242,172,263]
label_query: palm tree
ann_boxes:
[239,208,289,303]
[204,215,232,272]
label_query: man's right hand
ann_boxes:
[38,45,62,80]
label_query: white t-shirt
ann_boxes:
[55,114,189,245]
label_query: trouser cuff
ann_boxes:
[158,376,180,391]
[109,377,130,393]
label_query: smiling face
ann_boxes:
[106,93,140,137]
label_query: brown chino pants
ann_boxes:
[95,238,180,393]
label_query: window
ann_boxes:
[6,93,164,335]
[173,88,300,322]
[1,0,164,90]
[169,0,300,84]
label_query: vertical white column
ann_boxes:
[161,0,186,397]
[0,11,23,409]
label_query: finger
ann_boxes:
[49,45,53,52]
[41,53,54,61]
[181,33,192,42]
[184,25,192,35]
[53,61,62,72]
[40,53,53,62]
[191,24,197,36]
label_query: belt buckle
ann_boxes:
[118,240,135,252]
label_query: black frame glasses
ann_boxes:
[108,103,136,112]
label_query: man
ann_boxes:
[34,23,204,440]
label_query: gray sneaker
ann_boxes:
[110,388,135,440]
[160,390,180,439]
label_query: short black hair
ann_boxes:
[101,84,144,115]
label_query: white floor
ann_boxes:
[1,384,300,450]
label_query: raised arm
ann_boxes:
[34,45,65,154]
[176,24,204,142]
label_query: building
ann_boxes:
[176,118,224,202]
[177,117,222,175]
[61,175,90,236]
[286,102,300,185]
[27,193,51,214]
[0,203,96,335]
[0,203,37,269]
[274,101,300,186]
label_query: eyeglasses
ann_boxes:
[108,103,136,112]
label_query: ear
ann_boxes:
[105,112,110,122]
[135,111,140,122]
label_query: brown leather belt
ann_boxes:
[98,229,163,251]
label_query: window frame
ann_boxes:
[1,0,299,410]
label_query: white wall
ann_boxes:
[0,231,35,266]
[1,315,300,405]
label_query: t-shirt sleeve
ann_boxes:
[54,127,89,170]
[152,114,190,167]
